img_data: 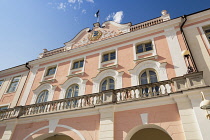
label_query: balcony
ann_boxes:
[0,72,205,120]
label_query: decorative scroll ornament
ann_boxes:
[88,30,102,41]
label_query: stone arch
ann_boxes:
[23,124,85,140]
[59,77,87,99]
[31,83,57,104]
[129,60,168,86]
[125,124,172,140]
[92,69,124,93]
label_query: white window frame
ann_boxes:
[6,75,21,93]
[41,64,58,82]
[199,25,210,49]
[0,79,4,89]
[68,57,86,77]
[133,39,157,61]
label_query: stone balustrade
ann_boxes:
[0,72,205,120]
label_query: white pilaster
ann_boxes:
[2,122,17,140]
[99,106,114,140]
[172,94,203,140]
[164,27,187,76]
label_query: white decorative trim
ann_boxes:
[129,60,168,86]
[140,113,148,124]
[199,25,210,49]
[164,27,188,76]
[59,77,87,99]
[20,65,39,106]
[49,119,59,133]
[31,83,57,104]
[23,124,85,140]
[92,69,124,93]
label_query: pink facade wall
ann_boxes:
[0,126,6,139]
[114,104,185,140]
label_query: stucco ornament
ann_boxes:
[88,30,102,41]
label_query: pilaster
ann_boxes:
[1,121,17,140]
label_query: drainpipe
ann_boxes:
[15,62,31,106]
[180,15,198,72]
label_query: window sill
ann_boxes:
[98,64,118,71]
[40,78,56,84]
[67,72,84,78]
[134,55,158,62]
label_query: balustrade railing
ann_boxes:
[0,71,205,120]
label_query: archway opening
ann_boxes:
[44,134,73,140]
[131,128,172,140]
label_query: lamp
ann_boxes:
[181,50,194,73]
[200,92,210,119]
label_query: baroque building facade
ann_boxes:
[0,8,210,140]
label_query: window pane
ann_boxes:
[74,85,79,97]
[136,45,143,53]
[145,43,152,51]
[103,54,109,62]
[140,72,148,84]
[109,79,115,90]
[149,71,158,83]
[79,60,84,68]
[46,67,56,76]
[110,52,116,60]
[205,29,210,34]
[66,88,73,98]
[101,80,107,91]
[0,106,8,110]
[0,80,3,87]
[73,62,79,69]
[37,90,49,103]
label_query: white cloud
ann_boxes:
[78,0,83,4]
[113,11,123,23]
[82,9,86,14]
[57,3,67,11]
[68,0,76,3]
[106,11,124,23]
[86,0,94,3]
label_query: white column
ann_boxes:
[188,91,210,140]
[172,94,203,140]
[99,106,114,140]
[2,122,17,140]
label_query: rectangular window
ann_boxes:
[0,80,3,88]
[136,42,153,53]
[73,60,84,69]
[7,76,21,93]
[0,106,8,111]
[203,26,210,43]
[102,52,116,62]
[46,67,56,76]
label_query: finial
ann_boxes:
[161,10,167,16]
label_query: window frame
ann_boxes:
[72,59,84,69]
[7,76,21,93]
[65,84,79,98]
[36,90,49,104]
[45,66,57,77]
[100,77,115,92]
[102,51,116,62]
[139,69,159,85]
[0,80,4,88]
[202,25,210,43]
[136,41,153,54]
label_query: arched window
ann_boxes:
[140,69,158,85]
[36,90,49,103]
[100,77,115,91]
[66,84,79,98]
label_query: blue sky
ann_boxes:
[0,0,209,71]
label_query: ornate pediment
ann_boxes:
[64,21,131,50]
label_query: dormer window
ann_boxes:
[73,60,84,69]
[102,51,116,62]
[136,42,153,54]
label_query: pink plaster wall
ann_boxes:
[11,121,49,140]
[114,104,185,140]
[0,126,6,139]
[0,93,15,105]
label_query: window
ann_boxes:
[0,80,3,88]
[46,67,56,76]
[100,77,115,91]
[140,69,158,94]
[7,76,21,93]
[136,42,153,53]
[102,52,116,62]
[36,90,49,103]
[66,84,79,98]
[203,25,210,43]
[73,60,84,69]
[0,106,8,111]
